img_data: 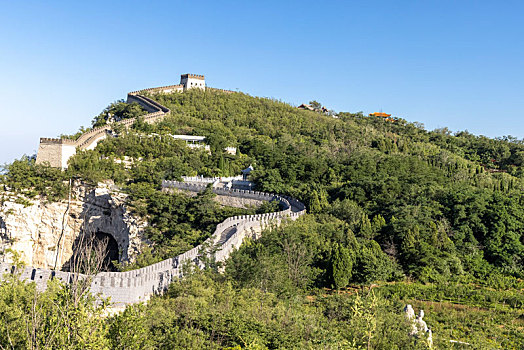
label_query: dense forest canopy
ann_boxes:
[1,88,524,348]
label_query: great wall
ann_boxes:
[3,74,307,307]
[35,93,169,169]
[1,182,305,307]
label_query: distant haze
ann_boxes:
[1,0,523,165]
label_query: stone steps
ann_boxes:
[216,226,237,245]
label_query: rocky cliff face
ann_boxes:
[0,183,147,270]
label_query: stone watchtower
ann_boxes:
[35,138,77,169]
[180,74,205,90]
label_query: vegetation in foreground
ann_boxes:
[1,245,523,349]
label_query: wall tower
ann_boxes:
[180,74,205,90]
[36,138,77,169]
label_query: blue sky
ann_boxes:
[1,0,523,165]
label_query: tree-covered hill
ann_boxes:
[142,89,524,283]
[1,88,524,348]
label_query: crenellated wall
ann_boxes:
[1,181,306,307]
[128,84,184,96]
[26,75,301,307]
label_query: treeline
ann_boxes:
[2,242,522,348]
[0,260,421,349]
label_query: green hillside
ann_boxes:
[1,89,524,348]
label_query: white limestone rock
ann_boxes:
[0,183,148,270]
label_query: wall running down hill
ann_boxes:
[0,181,306,307]
[35,86,172,169]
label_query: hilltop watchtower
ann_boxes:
[180,74,205,90]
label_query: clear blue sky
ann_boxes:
[1,0,523,165]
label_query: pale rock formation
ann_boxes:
[404,304,415,320]
[0,183,147,270]
[404,305,433,348]
[415,310,429,333]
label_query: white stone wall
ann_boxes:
[181,76,205,90]
[60,144,77,168]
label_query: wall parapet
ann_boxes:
[181,73,205,80]
[128,84,183,96]
[37,80,237,169]
[39,137,76,145]
[207,87,236,94]
[181,175,244,183]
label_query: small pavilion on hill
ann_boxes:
[369,112,396,122]
[369,112,391,118]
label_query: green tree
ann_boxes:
[92,100,146,127]
[332,243,353,289]
[309,100,322,109]
[109,304,154,349]
[359,214,373,239]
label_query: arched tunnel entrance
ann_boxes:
[95,231,120,272]
[63,231,120,273]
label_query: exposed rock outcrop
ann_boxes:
[0,183,147,270]
[404,304,433,348]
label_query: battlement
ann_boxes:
[37,82,174,168]
[180,73,205,90]
[128,84,184,96]
[36,138,77,168]
[35,73,231,169]
[181,73,205,80]
[206,87,236,94]
[39,137,76,145]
